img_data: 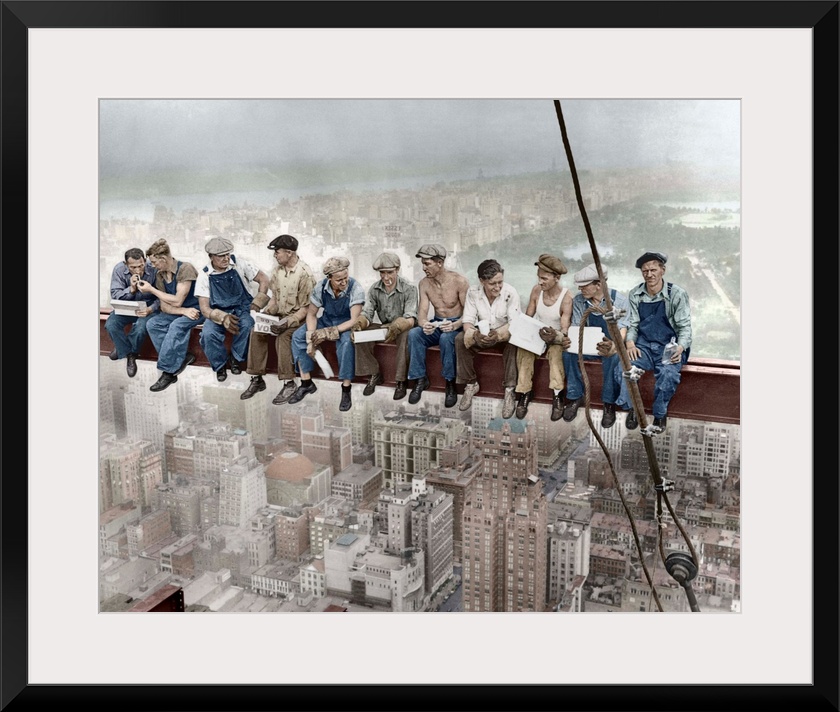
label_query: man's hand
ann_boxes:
[539,326,557,344]
[250,293,270,312]
[484,330,499,347]
[596,338,616,357]
[385,317,413,344]
[136,280,153,293]
[438,319,455,333]
[353,315,370,332]
[312,326,340,347]
[136,306,151,318]
[270,323,287,336]
[625,341,640,362]
[422,322,436,335]
[209,309,240,335]
[130,274,141,293]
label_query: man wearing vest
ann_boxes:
[617,251,692,432]
[561,264,630,428]
[139,238,205,392]
[195,237,271,382]
[513,254,573,421]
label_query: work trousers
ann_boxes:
[246,327,296,381]
[454,334,518,388]
[354,325,410,382]
[516,344,566,393]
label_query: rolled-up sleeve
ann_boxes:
[671,287,692,350]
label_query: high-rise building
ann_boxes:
[409,478,454,594]
[99,437,164,512]
[163,422,252,481]
[218,454,268,528]
[202,382,270,442]
[124,378,180,462]
[372,409,467,487]
[301,411,352,476]
[462,418,548,612]
[546,501,591,606]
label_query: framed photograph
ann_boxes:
[12,2,835,710]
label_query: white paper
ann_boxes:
[353,328,388,343]
[251,311,288,334]
[508,313,548,355]
[567,326,604,356]
[110,299,143,317]
[313,349,335,379]
[476,320,490,336]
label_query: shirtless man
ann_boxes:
[513,254,573,420]
[405,243,470,407]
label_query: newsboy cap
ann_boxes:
[267,234,298,252]
[574,263,607,286]
[635,251,668,268]
[205,237,234,255]
[372,252,401,270]
[535,254,567,276]
[323,256,350,276]
[415,243,447,260]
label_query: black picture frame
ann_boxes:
[6,2,837,710]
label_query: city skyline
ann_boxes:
[99,355,740,614]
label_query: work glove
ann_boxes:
[483,330,500,347]
[463,328,477,350]
[352,315,371,332]
[384,317,413,344]
[306,330,316,356]
[311,326,340,348]
[539,326,557,344]
[209,308,240,335]
[596,337,616,357]
[250,293,270,312]
[270,323,287,336]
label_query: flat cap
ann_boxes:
[535,254,567,276]
[372,252,401,270]
[635,251,668,268]
[205,237,234,255]
[415,243,447,260]
[323,256,350,276]
[574,263,607,286]
[267,234,298,251]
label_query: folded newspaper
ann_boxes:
[251,311,288,334]
[111,299,144,317]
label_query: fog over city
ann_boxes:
[100,99,740,186]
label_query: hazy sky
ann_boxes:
[99,99,740,179]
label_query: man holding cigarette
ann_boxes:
[351,252,418,399]
[105,247,159,378]
[406,243,469,407]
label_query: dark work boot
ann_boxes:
[601,403,617,429]
[444,379,457,408]
[393,381,407,400]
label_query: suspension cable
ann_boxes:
[553,99,701,611]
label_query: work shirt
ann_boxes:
[194,255,260,299]
[110,260,159,310]
[361,275,418,324]
[625,281,692,350]
[310,277,366,310]
[462,282,521,330]
[269,258,316,318]
[571,290,631,331]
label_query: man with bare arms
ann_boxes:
[513,254,574,421]
[406,244,470,408]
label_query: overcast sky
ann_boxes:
[99,99,740,180]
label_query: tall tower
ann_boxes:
[462,418,548,612]
[218,454,268,528]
